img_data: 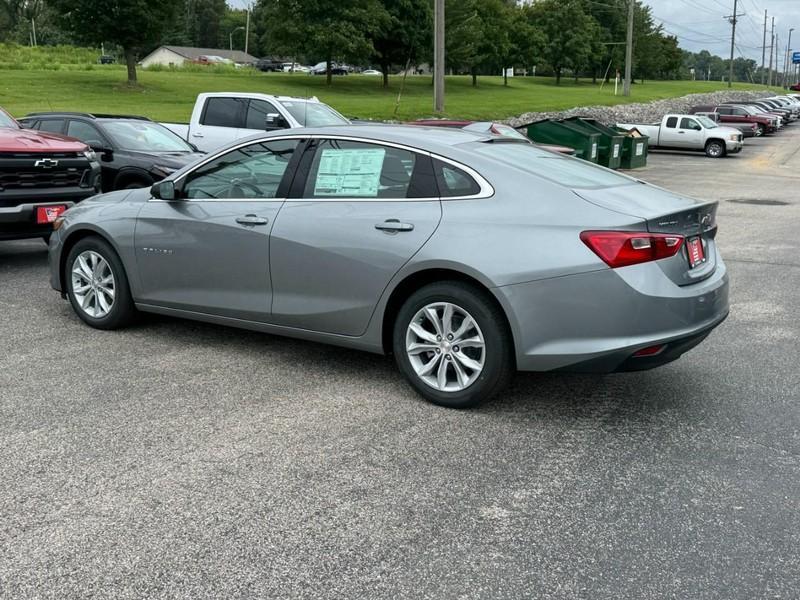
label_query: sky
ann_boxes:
[643,0,800,66]
[227,0,800,68]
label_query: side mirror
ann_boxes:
[265,113,288,129]
[87,140,113,157]
[151,180,176,200]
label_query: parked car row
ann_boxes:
[617,94,800,158]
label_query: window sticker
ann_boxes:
[314,148,386,197]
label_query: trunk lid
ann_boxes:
[574,182,718,286]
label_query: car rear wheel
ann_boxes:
[393,282,514,409]
[65,236,136,330]
[705,140,726,158]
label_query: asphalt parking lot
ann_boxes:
[2,129,799,599]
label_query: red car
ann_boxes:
[1,106,100,242]
[410,120,576,155]
[789,83,800,92]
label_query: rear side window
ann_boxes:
[201,97,246,128]
[716,107,731,115]
[665,117,678,128]
[38,119,65,134]
[302,139,417,199]
[433,159,481,197]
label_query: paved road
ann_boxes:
[1,128,799,599]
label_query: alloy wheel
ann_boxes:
[71,250,116,318]
[405,302,486,392]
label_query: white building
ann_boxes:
[139,46,258,68]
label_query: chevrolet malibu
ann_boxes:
[48,125,729,408]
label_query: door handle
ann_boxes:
[375,219,414,232]
[236,215,269,226]
[677,131,685,134]
[192,132,204,138]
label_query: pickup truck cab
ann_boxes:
[617,114,743,158]
[161,93,350,153]
[1,106,100,242]
[691,104,777,136]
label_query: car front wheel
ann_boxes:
[393,282,514,408]
[65,236,136,330]
[705,140,726,158]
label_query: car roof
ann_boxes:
[261,124,492,153]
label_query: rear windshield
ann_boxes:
[0,110,18,129]
[282,101,349,127]
[473,142,635,189]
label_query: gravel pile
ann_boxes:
[505,89,777,128]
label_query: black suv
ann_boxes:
[19,113,204,192]
[256,58,283,72]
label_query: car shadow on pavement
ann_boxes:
[0,240,49,268]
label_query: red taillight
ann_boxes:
[580,231,684,268]
[633,344,665,357]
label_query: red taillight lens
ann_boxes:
[580,231,684,268]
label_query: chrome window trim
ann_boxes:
[163,133,495,203]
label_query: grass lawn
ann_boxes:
[0,67,783,123]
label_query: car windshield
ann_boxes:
[282,101,349,127]
[0,110,18,129]
[696,116,718,129]
[102,120,194,152]
[474,142,636,189]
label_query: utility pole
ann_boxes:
[244,5,250,56]
[725,0,743,88]
[768,18,775,86]
[433,0,444,112]
[761,10,767,85]
[784,29,794,88]
[623,0,634,96]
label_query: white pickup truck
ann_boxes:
[161,92,351,153]
[617,114,744,158]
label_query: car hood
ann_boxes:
[0,127,88,153]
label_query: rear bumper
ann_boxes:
[496,251,730,373]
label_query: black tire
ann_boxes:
[123,181,147,190]
[756,124,765,137]
[65,236,136,330]
[392,281,514,409]
[705,139,726,158]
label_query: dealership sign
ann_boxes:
[793,51,800,64]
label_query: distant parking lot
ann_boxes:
[2,128,799,597]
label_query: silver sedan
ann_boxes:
[48,125,729,408]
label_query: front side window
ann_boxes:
[182,139,299,199]
[201,97,247,128]
[303,139,416,198]
[67,120,107,145]
[246,100,282,130]
[680,118,700,130]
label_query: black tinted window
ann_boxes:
[434,159,480,197]
[201,97,246,128]
[717,107,731,115]
[246,99,281,130]
[183,139,299,199]
[67,120,106,144]
[38,119,65,134]
[665,117,678,128]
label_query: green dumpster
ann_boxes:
[525,119,600,164]
[563,117,625,169]
[613,126,649,169]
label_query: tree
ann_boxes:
[530,0,600,85]
[256,0,387,85]
[370,0,432,88]
[50,0,179,84]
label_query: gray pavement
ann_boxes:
[1,127,799,599]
